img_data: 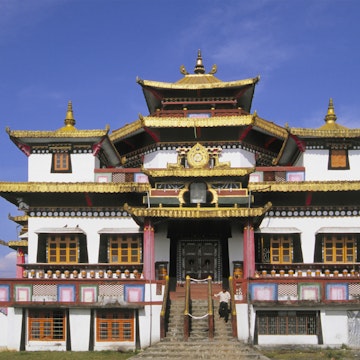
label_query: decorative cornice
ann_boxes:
[8,240,28,247]
[266,206,360,218]
[29,208,131,218]
[0,182,150,193]
[7,129,109,139]
[253,116,288,139]
[124,202,272,219]
[109,119,143,142]
[290,128,360,138]
[110,114,288,144]
[142,167,254,178]
[136,77,259,90]
[249,181,360,192]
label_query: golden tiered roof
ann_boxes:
[290,98,360,138]
[6,101,122,167]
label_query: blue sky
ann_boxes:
[1,0,360,276]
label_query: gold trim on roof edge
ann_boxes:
[7,129,109,139]
[290,128,360,138]
[137,76,260,90]
[253,116,288,139]
[110,115,289,142]
[124,202,272,218]
[142,167,255,178]
[110,119,143,141]
[8,240,28,247]
[249,181,360,192]
[0,182,150,193]
[8,214,28,223]
[143,115,254,128]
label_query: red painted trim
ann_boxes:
[144,127,160,142]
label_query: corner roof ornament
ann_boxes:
[180,50,217,76]
[324,98,337,124]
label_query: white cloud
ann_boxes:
[0,0,65,44]
[0,251,17,278]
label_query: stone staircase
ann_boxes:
[130,284,270,359]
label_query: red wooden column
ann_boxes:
[243,223,255,279]
[143,218,155,280]
[16,247,25,278]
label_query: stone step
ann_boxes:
[130,340,270,359]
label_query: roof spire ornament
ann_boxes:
[64,101,76,127]
[324,98,337,124]
[194,49,205,74]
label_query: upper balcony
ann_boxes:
[151,106,249,118]
[95,166,306,184]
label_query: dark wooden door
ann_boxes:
[181,240,219,281]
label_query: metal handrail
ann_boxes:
[184,275,191,340]
[160,275,170,339]
[229,275,238,337]
[207,276,214,338]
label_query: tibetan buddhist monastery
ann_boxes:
[1,51,360,351]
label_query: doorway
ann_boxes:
[179,239,220,281]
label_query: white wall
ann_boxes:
[321,309,348,346]
[27,216,140,264]
[28,153,99,182]
[221,148,255,168]
[143,148,255,169]
[7,308,22,351]
[69,309,91,351]
[0,312,7,348]
[236,304,250,341]
[300,149,360,181]
[154,224,170,263]
[138,305,161,348]
[228,224,244,271]
[144,150,177,169]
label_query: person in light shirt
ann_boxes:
[214,288,231,322]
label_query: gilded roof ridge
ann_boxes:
[249,180,360,192]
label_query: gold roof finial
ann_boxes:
[64,101,76,127]
[324,98,337,124]
[194,49,205,74]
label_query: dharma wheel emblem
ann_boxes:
[187,143,209,168]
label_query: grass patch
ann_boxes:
[0,351,135,360]
[262,346,358,360]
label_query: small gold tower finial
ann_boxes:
[194,49,205,74]
[64,101,76,127]
[324,98,337,124]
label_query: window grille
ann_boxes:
[47,234,79,263]
[96,310,134,341]
[28,310,65,341]
[257,311,318,335]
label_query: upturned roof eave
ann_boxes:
[290,128,360,138]
[137,76,260,91]
[0,182,150,194]
[7,129,109,142]
[110,114,288,143]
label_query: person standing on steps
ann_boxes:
[214,288,231,322]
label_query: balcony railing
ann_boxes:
[20,264,143,280]
[0,278,165,307]
[151,108,248,118]
[234,276,360,305]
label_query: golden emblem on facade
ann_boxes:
[187,143,209,168]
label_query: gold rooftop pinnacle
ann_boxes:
[194,49,205,74]
[64,101,76,127]
[324,98,337,124]
[57,100,77,132]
